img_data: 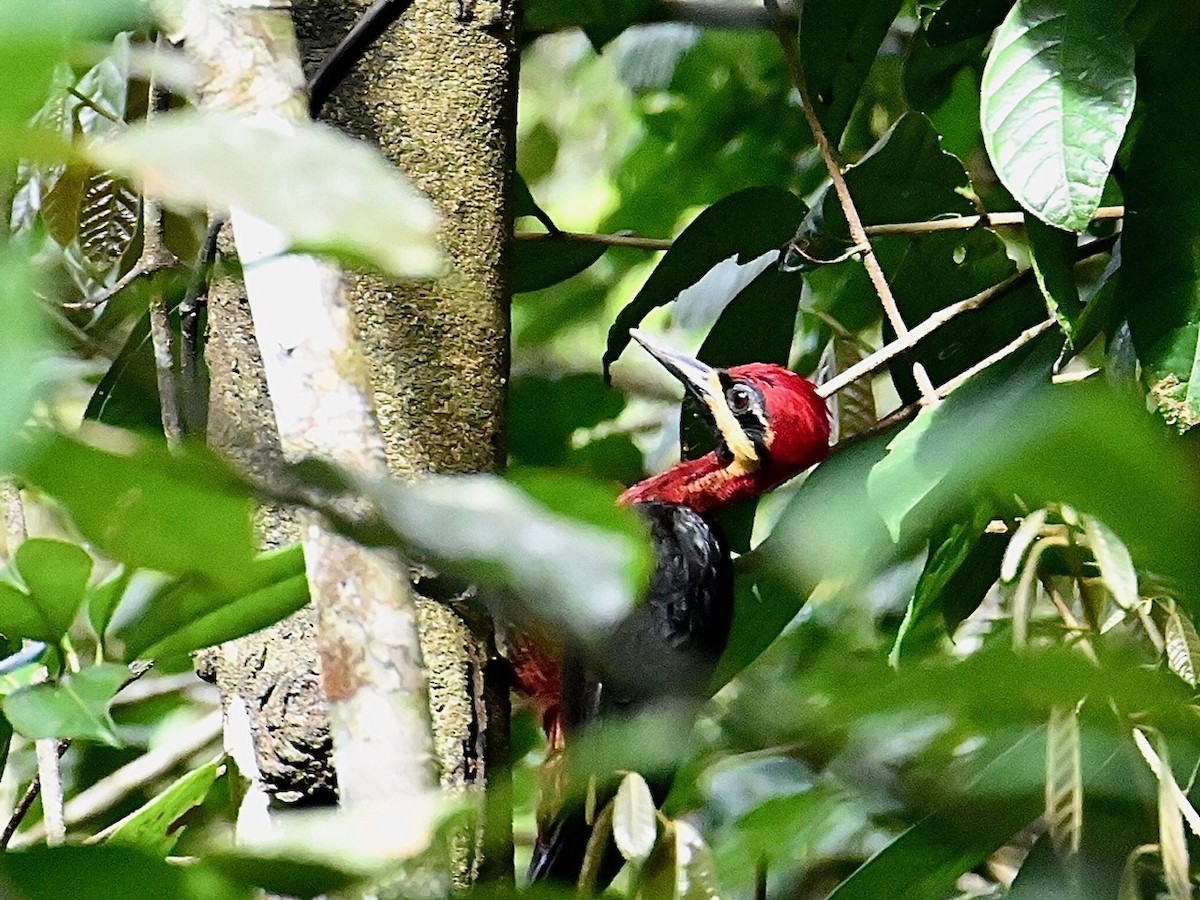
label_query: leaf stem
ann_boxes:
[763,0,938,403]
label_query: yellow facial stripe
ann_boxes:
[702,371,760,470]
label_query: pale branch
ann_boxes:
[763,0,937,404]
[144,41,184,449]
[61,257,160,311]
[511,207,1126,252]
[13,711,223,848]
[0,740,67,850]
[815,234,1117,400]
[34,740,66,846]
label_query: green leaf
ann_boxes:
[15,433,259,596]
[3,663,128,745]
[199,853,363,900]
[512,236,608,294]
[612,772,657,862]
[799,0,906,143]
[923,0,1014,45]
[90,112,441,279]
[101,760,224,856]
[789,113,975,266]
[603,186,806,376]
[108,543,309,662]
[521,0,658,47]
[0,245,49,469]
[0,845,208,900]
[885,228,1043,404]
[1163,603,1200,688]
[980,0,1137,231]
[513,171,557,231]
[1027,215,1084,335]
[638,819,721,900]
[827,729,1045,900]
[1082,514,1139,611]
[889,511,996,665]
[13,538,94,639]
[346,468,652,643]
[1120,10,1200,431]
[87,566,130,645]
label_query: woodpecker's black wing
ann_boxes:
[529,501,733,886]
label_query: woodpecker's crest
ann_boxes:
[621,330,830,511]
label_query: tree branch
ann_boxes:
[764,0,937,403]
[512,207,1126,251]
[815,234,1117,400]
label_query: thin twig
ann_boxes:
[0,664,153,848]
[179,215,223,437]
[513,230,672,251]
[513,206,1126,254]
[62,257,158,311]
[864,206,1125,236]
[764,0,937,403]
[67,87,122,125]
[815,234,1116,400]
[143,39,182,448]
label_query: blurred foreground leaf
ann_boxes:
[3,663,128,745]
[14,432,259,596]
[91,112,442,278]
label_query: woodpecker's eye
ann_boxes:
[727,384,753,413]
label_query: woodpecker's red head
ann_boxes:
[620,330,831,513]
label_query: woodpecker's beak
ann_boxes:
[629,329,760,471]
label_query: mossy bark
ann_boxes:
[202,0,518,880]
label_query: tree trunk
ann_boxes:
[202,0,518,882]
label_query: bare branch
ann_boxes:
[815,234,1117,400]
[34,740,66,845]
[514,230,671,251]
[864,206,1125,236]
[0,740,68,850]
[764,0,937,403]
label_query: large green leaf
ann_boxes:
[603,186,806,375]
[789,113,975,266]
[0,245,49,468]
[101,760,224,856]
[91,112,441,279]
[522,0,658,47]
[980,0,1137,231]
[799,0,906,143]
[338,467,653,643]
[885,228,1044,403]
[107,543,308,662]
[14,433,259,596]
[0,845,210,900]
[922,0,1014,45]
[512,237,608,294]
[1120,10,1200,431]
[3,663,128,745]
[0,539,95,643]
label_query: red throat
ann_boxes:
[619,453,782,513]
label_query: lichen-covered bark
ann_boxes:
[291,0,517,881]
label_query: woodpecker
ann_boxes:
[519,329,831,887]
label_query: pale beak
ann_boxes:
[629,329,760,471]
[629,329,718,406]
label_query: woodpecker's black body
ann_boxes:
[529,501,733,884]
